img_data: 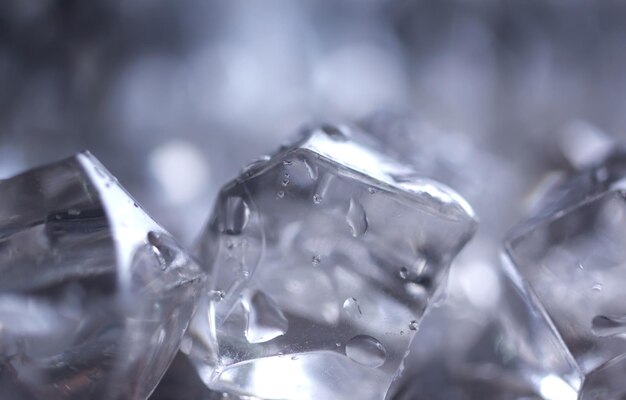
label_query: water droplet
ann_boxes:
[335,342,342,347]
[147,231,180,270]
[399,267,409,280]
[313,194,323,204]
[291,355,299,360]
[368,187,377,194]
[312,254,321,265]
[409,320,418,331]
[277,190,285,198]
[342,297,363,319]
[133,202,139,208]
[592,283,603,292]
[346,198,368,237]
[242,290,288,344]
[281,178,290,187]
[282,160,293,166]
[345,335,387,368]
[223,196,250,235]
[303,159,318,180]
[68,209,81,216]
[591,315,626,337]
[320,124,350,141]
[209,290,226,302]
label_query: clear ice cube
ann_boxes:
[388,243,580,400]
[504,151,626,398]
[359,113,578,400]
[186,124,477,399]
[0,152,205,399]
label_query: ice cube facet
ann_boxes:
[186,125,477,399]
[505,153,626,398]
[0,152,205,400]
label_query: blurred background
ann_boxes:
[3,0,626,243]
[2,1,626,398]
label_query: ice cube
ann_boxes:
[0,152,205,399]
[186,124,477,399]
[360,113,577,400]
[505,150,626,398]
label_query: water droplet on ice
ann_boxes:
[311,254,321,265]
[399,267,409,280]
[243,290,288,344]
[277,190,285,198]
[223,196,250,235]
[591,315,626,337]
[342,297,363,319]
[409,320,418,331]
[313,194,323,204]
[592,283,603,292]
[345,335,387,368]
[346,198,368,237]
[281,178,289,187]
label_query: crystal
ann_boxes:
[0,152,205,399]
[390,252,580,400]
[359,114,579,400]
[504,150,626,398]
[186,124,477,399]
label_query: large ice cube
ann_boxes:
[0,152,205,400]
[186,124,477,399]
[505,150,626,398]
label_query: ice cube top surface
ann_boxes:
[187,125,477,400]
[505,158,626,396]
[0,152,205,400]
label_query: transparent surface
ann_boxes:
[150,353,245,400]
[392,260,580,400]
[0,152,205,400]
[186,125,477,400]
[356,114,579,400]
[505,153,626,398]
